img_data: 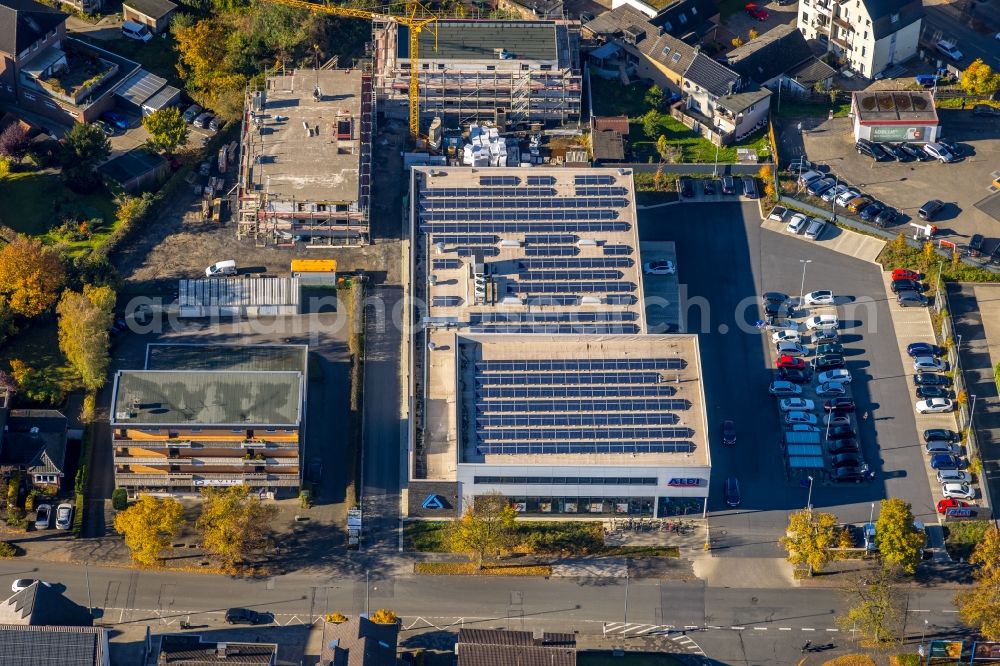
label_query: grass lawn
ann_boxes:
[591,76,651,119]
[0,319,81,404]
[579,652,686,665]
[403,521,450,552]
[101,36,181,86]
[631,116,771,163]
[0,171,118,257]
[774,99,852,119]
[943,520,991,561]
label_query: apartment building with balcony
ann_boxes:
[796,0,923,79]
[111,344,307,498]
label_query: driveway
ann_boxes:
[639,201,935,557]
[800,112,1000,242]
[722,0,800,44]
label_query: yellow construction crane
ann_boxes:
[262,0,436,140]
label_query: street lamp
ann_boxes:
[798,259,813,309]
[831,172,839,222]
[806,475,814,511]
[956,334,962,357]
[967,394,978,438]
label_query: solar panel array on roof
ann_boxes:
[524,234,578,244]
[432,258,462,270]
[469,324,641,334]
[480,176,520,185]
[432,296,464,307]
[421,197,629,209]
[421,222,629,232]
[471,355,695,455]
[457,247,500,256]
[603,244,632,255]
[575,174,615,185]
[519,258,633,269]
[524,246,579,257]
[526,175,557,185]
[471,312,637,323]
[432,234,499,245]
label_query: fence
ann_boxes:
[668,106,733,148]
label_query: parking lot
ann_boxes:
[800,111,1000,242]
[639,201,936,557]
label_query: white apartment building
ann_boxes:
[797,0,923,79]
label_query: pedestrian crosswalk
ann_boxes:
[601,623,706,654]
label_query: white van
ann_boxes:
[122,20,153,42]
[205,260,237,277]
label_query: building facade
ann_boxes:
[850,90,939,143]
[796,0,923,79]
[373,19,582,128]
[111,344,307,497]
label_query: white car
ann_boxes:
[935,39,963,61]
[941,482,975,500]
[768,380,802,396]
[785,411,818,425]
[780,398,815,412]
[786,213,808,234]
[821,184,849,203]
[835,188,861,208]
[923,142,955,163]
[823,414,851,427]
[804,218,827,241]
[818,369,852,384]
[913,356,947,372]
[804,290,834,306]
[34,504,51,530]
[776,341,808,357]
[768,206,788,222]
[771,329,801,345]
[797,170,823,187]
[11,579,50,593]
[936,469,972,484]
[643,260,676,275]
[817,381,847,397]
[789,424,821,433]
[55,503,73,530]
[812,327,839,343]
[806,314,839,330]
[917,398,954,414]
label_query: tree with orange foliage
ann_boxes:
[0,236,65,318]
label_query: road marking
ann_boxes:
[909,609,930,612]
[732,626,745,630]
[754,627,768,631]
[684,625,699,630]
[779,627,792,631]
[942,610,959,614]
[802,628,815,631]
[826,628,839,632]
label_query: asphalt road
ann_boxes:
[922,3,1000,68]
[1,557,965,662]
[639,202,936,556]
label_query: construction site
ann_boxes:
[372,19,582,129]
[237,68,374,246]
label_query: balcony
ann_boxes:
[832,15,853,31]
[812,1,833,14]
[21,41,118,107]
[831,35,852,51]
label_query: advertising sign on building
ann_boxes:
[871,126,930,142]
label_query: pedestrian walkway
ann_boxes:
[760,216,885,264]
[691,556,795,588]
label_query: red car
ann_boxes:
[745,3,769,20]
[776,355,806,370]
[892,268,919,281]
[937,498,970,514]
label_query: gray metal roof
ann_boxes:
[0,626,105,666]
[398,20,560,62]
[146,344,308,373]
[683,52,739,97]
[158,635,277,665]
[178,278,300,308]
[112,370,303,426]
[122,0,176,19]
[142,84,180,111]
[115,69,166,107]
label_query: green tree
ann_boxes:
[59,123,110,192]
[960,59,1000,97]
[956,526,1000,639]
[645,85,665,111]
[56,285,115,391]
[197,485,278,570]
[0,235,66,318]
[447,493,517,568]
[836,563,905,646]
[656,135,670,161]
[780,509,840,575]
[641,109,661,140]
[142,107,190,154]
[873,498,925,574]
[113,495,184,567]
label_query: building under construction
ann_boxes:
[373,19,582,129]
[237,68,373,245]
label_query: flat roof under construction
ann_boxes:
[398,20,562,63]
[244,69,362,203]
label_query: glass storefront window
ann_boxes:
[503,496,654,515]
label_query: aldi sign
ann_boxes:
[668,478,704,487]
[945,507,975,518]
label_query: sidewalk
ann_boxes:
[760,214,885,264]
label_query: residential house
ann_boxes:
[98,148,168,193]
[0,0,140,126]
[591,115,629,164]
[154,635,277,665]
[681,52,771,144]
[723,24,836,93]
[651,0,720,44]
[0,581,94,626]
[796,0,923,79]
[320,616,399,666]
[0,409,70,490]
[0,625,109,665]
[122,0,178,35]
[456,629,577,666]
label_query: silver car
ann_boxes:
[835,188,861,208]
[804,218,827,241]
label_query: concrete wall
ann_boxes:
[870,19,921,76]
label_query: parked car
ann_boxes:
[55,503,73,530]
[907,342,943,357]
[823,413,851,427]
[778,367,813,384]
[846,196,874,214]
[34,504,51,530]
[874,207,898,227]
[785,411,818,425]
[772,329,801,344]
[225,608,265,625]
[703,179,716,195]
[897,291,928,307]
[768,206,788,222]
[935,39,963,61]
[788,157,815,172]
[891,279,923,293]
[193,112,214,129]
[797,170,823,188]
[776,341,808,357]
[722,175,737,194]
[680,177,694,198]
[100,111,129,131]
[803,290,834,306]
[812,327,839,343]
[821,184,849,203]
[643,260,676,275]
[824,396,856,412]
[816,343,844,356]
[807,177,837,197]
[94,120,116,136]
[925,440,959,455]
[779,398,815,412]
[828,439,859,455]
[817,381,847,397]
[813,353,845,370]
[922,143,955,163]
[776,355,806,370]
[804,218,827,241]
[859,202,885,222]
[806,314,838,330]
[915,373,951,388]
[831,453,862,469]
[786,213,808,234]
[856,139,887,161]
[745,2,768,20]
[916,397,954,414]
[831,466,864,482]
[122,19,153,42]
[937,497,971,514]
[762,292,789,316]
[969,234,985,256]
[924,428,960,442]
[941,482,975,500]
[725,476,742,507]
[11,579,51,592]
[863,523,878,551]
[899,142,929,161]
[973,104,1000,117]
[182,104,203,123]
[930,454,963,471]
[913,356,947,372]
[916,385,952,400]
[818,369,852,385]
[768,380,802,396]
[742,176,759,199]
[892,268,919,281]
[880,143,907,161]
[722,419,736,446]
[208,116,223,132]
[835,188,861,207]
[938,139,962,157]
[918,199,945,220]
[827,425,856,440]
[937,469,972,484]
[790,424,821,433]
